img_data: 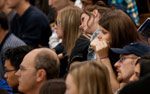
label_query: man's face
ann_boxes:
[4,60,18,88]
[6,0,21,9]
[15,52,37,93]
[114,54,139,83]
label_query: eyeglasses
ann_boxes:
[5,69,16,73]
[118,56,139,63]
[55,19,61,26]
[19,65,36,72]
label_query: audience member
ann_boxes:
[54,6,82,77]
[79,4,111,60]
[111,42,150,93]
[15,48,60,94]
[48,0,73,49]
[7,0,52,48]
[66,60,113,94]
[3,46,32,93]
[39,79,66,94]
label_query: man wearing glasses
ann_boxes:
[90,38,150,93]
[3,46,32,93]
[111,42,150,92]
[15,48,60,94]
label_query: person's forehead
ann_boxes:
[21,50,38,67]
[4,60,14,67]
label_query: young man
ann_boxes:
[111,42,150,90]
[15,48,60,94]
[3,46,32,93]
[7,0,52,48]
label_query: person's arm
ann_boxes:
[91,38,119,92]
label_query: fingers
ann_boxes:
[90,38,109,52]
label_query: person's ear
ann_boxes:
[36,69,46,82]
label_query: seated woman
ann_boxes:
[54,5,82,77]
[65,60,113,94]
[90,9,146,92]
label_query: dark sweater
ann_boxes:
[10,6,52,48]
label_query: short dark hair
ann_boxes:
[3,46,33,70]
[39,79,66,94]
[34,49,60,80]
[0,12,8,30]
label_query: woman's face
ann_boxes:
[80,13,96,34]
[65,74,78,94]
[97,26,111,45]
[55,16,63,39]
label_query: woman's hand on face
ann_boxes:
[90,37,109,58]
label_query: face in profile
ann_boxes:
[97,26,111,44]
[65,74,78,94]
[4,60,18,88]
[15,52,37,93]
[80,13,95,34]
[55,15,63,39]
[114,54,139,82]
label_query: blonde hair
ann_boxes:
[69,61,113,94]
[58,6,82,55]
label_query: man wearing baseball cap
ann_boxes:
[111,42,150,90]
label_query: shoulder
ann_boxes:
[5,34,26,46]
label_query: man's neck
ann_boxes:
[16,1,30,16]
[25,83,44,94]
[0,30,8,43]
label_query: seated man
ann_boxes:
[90,34,150,92]
[111,42,150,91]
[15,48,60,94]
[3,46,32,93]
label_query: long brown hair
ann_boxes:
[69,61,113,94]
[99,9,146,48]
[58,6,82,55]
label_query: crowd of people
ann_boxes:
[0,0,150,94]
